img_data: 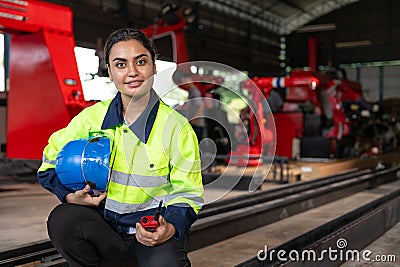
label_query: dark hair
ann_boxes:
[104,28,157,66]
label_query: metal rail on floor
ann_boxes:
[236,180,400,266]
[188,166,399,251]
[199,168,369,218]
[0,240,58,266]
[0,166,399,266]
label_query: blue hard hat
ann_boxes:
[55,136,111,192]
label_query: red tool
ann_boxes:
[140,201,163,232]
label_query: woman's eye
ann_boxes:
[137,59,146,65]
[116,62,126,68]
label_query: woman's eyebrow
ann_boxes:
[112,54,148,62]
[134,54,148,60]
[112,57,126,62]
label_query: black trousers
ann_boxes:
[47,203,191,267]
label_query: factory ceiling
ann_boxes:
[187,0,360,35]
[48,0,361,36]
[45,0,399,76]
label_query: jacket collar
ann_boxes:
[101,89,160,144]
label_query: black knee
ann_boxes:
[47,204,102,267]
[48,204,79,246]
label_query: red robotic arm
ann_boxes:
[3,1,194,160]
[2,0,86,159]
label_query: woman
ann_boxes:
[37,28,204,267]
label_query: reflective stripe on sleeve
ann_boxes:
[42,154,56,165]
[167,193,204,208]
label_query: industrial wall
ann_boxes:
[287,0,400,67]
[346,65,400,102]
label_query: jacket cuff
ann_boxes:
[163,205,197,240]
[37,169,72,203]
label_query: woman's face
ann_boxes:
[107,39,156,100]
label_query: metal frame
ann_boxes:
[188,0,360,35]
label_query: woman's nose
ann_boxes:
[128,63,139,76]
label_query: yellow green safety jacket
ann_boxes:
[37,89,204,239]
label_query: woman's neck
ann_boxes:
[121,91,151,125]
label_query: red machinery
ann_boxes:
[141,4,189,65]
[1,0,193,160]
[1,0,87,159]
[240,38,370,160]
[227,79,276,167]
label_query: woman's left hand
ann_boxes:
[135,215,176,246]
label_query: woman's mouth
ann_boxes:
[125,80,143,88]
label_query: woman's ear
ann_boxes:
[107,66,113,81]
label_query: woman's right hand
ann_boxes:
[65,184,107,206]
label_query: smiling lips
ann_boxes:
[125,80,143,88]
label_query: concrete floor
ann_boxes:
[0,182,59,251]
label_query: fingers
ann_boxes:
[68,185,107,206]
[158,215,166,225]
[76,185,91,197]
[83,184,91,194]
[135,216,175,247]
[135,223,159,246]
[93,192,107,205]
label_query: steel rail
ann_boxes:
[188,166,399,251]
[199,168,369,218]
[0,241,58,266]
[236,178,400,266]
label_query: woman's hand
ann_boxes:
[65,184,107,206]
[135,215,176,246]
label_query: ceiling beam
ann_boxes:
[190,0,283,34]
[191,0,360,35]
[282,0,360,35]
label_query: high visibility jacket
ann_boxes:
[38,90,204,239]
